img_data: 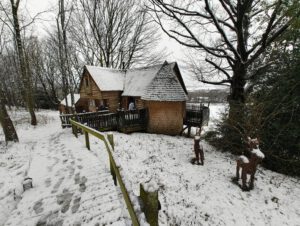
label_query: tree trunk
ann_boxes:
[0,91,18,143]
[228,63,247,118]
[57,0,70,113]
[229,63,247,103]
[11,1,37,125]
[225,63,248,153]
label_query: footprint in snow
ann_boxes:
[51,177,64,194]
[36,210,63,226]
[71,197,81,213]
[74,173,80,184]
[79,176,87,192]
[33,200,44,214]
[45,178,51,187]
[56,189,73,213]
[68,166,75,178]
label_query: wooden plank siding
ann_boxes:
[79,71,102,99]
[102,91,122,112]
[135,98,145,109]
[79,70,122,112]
[145,101,185,135]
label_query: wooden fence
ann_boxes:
[185,103,210,127]
[182,103,210,136]
[118,109,148,133]
[70,119,159,226]
[59,110,109,128]
[60,109,148,133]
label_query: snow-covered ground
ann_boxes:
[1,107,300,226]
[104,133,300,226]
[0,109,129,226]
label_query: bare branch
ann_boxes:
[205,58,232,80]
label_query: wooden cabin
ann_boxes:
[58,94,81,114]
[78,61,188,135]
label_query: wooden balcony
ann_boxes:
[60,109,148,133]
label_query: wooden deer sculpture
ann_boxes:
[191,128,204,165]
[236,137,265,190]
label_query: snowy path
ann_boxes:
[0,111,128,226]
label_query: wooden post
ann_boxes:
[74,125,78,138]
[140,184,159,226]
[85,131,90,150]
[71,124,75,135]
[107,132,114,150]
[187,126,191,137]
[110,158,117,186]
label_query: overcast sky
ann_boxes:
[21,0,225,91]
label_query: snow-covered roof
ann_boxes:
[122,64,163,97]
[60,94,80,106]
[84,62,187,101]
[142,63,187,101]
[85,65,124,91]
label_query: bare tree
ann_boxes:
[0,88,19,143]
[0,21,18,143]
[149,0,300,116]
[7,0,37,125]
[74,0,165,69]
[25,36,60,107]
[56,0,74,112]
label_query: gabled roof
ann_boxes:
[122,64,163,97]
[83,61,187,101]
[169,62,188,94]
[85,65,124,91]
[60,94,80,106]
[141,63,187,101]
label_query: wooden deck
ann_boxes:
[59,110,109,128]
[60,104,209,136]
[182,103,210,136]
[117,109,148,133]
[60,109,148,133]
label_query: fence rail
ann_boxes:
[59,110,109,128]
[60,109,148,133]
[182,103,210,136]
[69,119,159,226]
[118,109,148,133]
[185,106,210,126]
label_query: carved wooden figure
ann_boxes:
[192,136,204,165]
[236,137,265,190]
